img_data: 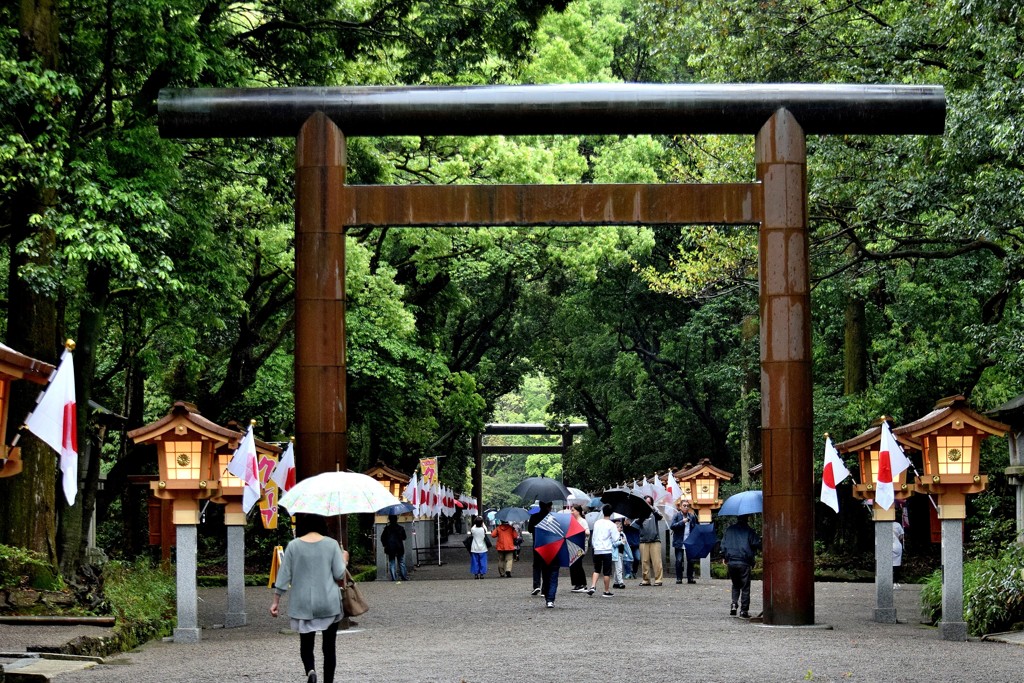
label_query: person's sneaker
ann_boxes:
[687,579,697,584]
[730,604,737,616]
[638,582,651,586]
[571,586,588,593]
[545,601,554,608]
[653,582,663,586]
[531,587,541,596]
[586,586,596,596]
[602,592,614,598]
[505,572,512,578]
[307,671,317,683]
[740,611,751,619]
[676,579,683,584]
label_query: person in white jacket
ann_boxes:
[587,505,619,597]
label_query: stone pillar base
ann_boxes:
[940,621,968,641]
[173,627,201,644]
[224,612,247,628]
[700,556,711,580]
[874,607,897,624]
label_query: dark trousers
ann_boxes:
[569,554,587,588]
[299,621,339,683]
[674,547,696,582]
[629,545,640,577]
[533,550,560,602]
[727,562,752,611]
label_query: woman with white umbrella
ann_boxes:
[270,513,348,683]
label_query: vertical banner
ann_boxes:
[419,457,438,487]
[258,453,279,529]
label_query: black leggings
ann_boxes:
[299,622,339,683]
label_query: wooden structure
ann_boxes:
[0,343,55,477]
[675,458,733,523]
[158,82,946,626]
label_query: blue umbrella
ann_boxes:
[589,496,603,508]
[718,490,763,516]
[377,501,415,516]
[494,506,530,523]
[682,523,718,559]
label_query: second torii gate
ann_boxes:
[159,83,945,625]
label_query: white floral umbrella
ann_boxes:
[279,471,401,516]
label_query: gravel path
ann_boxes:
[5,537,1023,682]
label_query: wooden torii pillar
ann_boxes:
[159,83,945,626]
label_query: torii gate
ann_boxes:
[158,83,945,625]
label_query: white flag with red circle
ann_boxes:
[820,436,850,513]
[875,422,912,510]
[25,348,78,506]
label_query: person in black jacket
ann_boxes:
[720,514,761,618]
[380,515,408,582]
[669,499,699,584]
[528,501,559,607]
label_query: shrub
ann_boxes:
[103,559,176,649]
[920,543,1024,636]
[0,543,63,591]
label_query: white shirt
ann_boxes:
[591,517,618,554]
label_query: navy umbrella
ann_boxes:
[377,501,415,516]
[682,523,718,559]
[494,507,531,523]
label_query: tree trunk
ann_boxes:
[843,295,868,395]
[0,0,61,561]
[57,265,111,573]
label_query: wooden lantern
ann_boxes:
[836,417,919,509]
[128,401,238,524]
[894,395,1008,519]
[0,344,55,477]
[366,461,411,521]
[676,458,733,522]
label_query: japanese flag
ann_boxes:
[24,348,78,506]
[875,422,912,510]
[269,440,296,493]
[405,472,420,516]
[227,424,261,514]
[820,436,850,513]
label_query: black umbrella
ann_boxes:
[512,476,571,503]
[601,488,654,522]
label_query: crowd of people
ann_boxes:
[269,499,761,682]
[448,496,762,616]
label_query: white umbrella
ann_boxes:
[279,471,401,516]
[566,486,591,507]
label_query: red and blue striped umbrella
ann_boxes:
[533,511,587,567]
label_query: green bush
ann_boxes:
[0,543,63,591]
[103,559,176,649]
[920,543,1024,636]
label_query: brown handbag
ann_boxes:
[341,570,369,617]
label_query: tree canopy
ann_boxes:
[2,0,1022,571]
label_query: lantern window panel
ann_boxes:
[695,478,716,502]
[218,453,243,488]
[935,434,972,475]
[165,441,204,479]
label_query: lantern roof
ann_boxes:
[128,401,240,445]
[893,395,1008,440]
[676,458,733,482]
[0,343,54,384]
[365,461,410,485]
[835,417,921,454]
[988,392,1024,431]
